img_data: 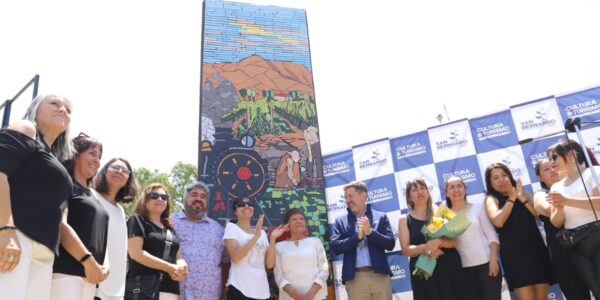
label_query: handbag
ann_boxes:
[556,221,600,255]
[125,229,174,300]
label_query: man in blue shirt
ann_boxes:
[331,181,395,300]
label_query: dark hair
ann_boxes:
[547,139,599,168]
[405,178,433,222]
[484,163,516,197]
[232,195,251,211]
[444,176,467,208]
[62,134,103,186]
[94,157,139,203]
[133,182,173,230]
[283,208,305,224]
[534,158,551,191]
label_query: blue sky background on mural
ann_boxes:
[1,0,600,172]
[203,0,311,69]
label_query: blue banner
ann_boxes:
[387,251,412,294]
[390,131,434,172]
[470,110,519,153]
[364,174,401,213]
[435,155,485,197]
[323,150,356,188]
[556,86,600,124]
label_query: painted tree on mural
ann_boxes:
[222,98,317,138]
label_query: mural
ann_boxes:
[200,0,328,261]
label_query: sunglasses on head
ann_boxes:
[235,201,254,208]
[150,192,169,201]
[550,153,559,161]
[109,164,131,175]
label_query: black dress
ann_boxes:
[539,214,590,299]
[127,214,180,295]
[493,195,554,290]
[407,214,468,300]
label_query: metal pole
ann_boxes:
[2,101,11,127]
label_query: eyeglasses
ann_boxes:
[550,153,559,161]
[109,164,131,175]
[150,192,169,201]
[234,201,254,208]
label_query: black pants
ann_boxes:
[463,262,502,300]
[570,239,600,299]
[226,285,267,300]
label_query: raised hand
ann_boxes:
[254,214,265,238]
[270,224,289,242]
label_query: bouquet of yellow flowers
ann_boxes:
[412,204,471,279]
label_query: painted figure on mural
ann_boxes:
[275,151,301,189]
[304,126,322,184]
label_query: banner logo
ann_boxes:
[390,263,407,280]
[395,142,427,159]
[436,130,468,150]
[327,194,347,211]
[476,122,511,141]
[359,149,388,169]
[502,157,523,178]
[520,109,556,130]
[565,99,600,118]
[442,168,477,183]
[367,187,394,204]
[324,161,351,177]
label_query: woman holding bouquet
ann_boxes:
[484,163,553,300]
[445,176,501,300]
[398,178,467,300]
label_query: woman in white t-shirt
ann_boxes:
[546,139,600,299]
[93,158,139,300]
[445,176,501,300]
[223,197,287,300]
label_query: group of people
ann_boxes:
[330,141,600,300]
[0,94,331,300]
[1,94,600,300]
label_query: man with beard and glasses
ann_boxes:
[173,181,229,300]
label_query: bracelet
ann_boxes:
[507,199,515,203]
[79,253,92,263]
[0,225,17,232]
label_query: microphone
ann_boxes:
[518,138,534,145]
[565,118,581,132]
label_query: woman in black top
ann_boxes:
[50,133,110,299]
[0,94,74,299]
[484,162,553,300]
[127,183,188,300]
[532,158,590,300]
[398,178,467,300]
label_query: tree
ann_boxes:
[123,167,174,216]
[120,163,199,217]
[169,161,198,208]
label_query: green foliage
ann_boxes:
[222,98,317,137]
[169,161,198,208]
[122,163,198,217]
[272,99,318,127]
